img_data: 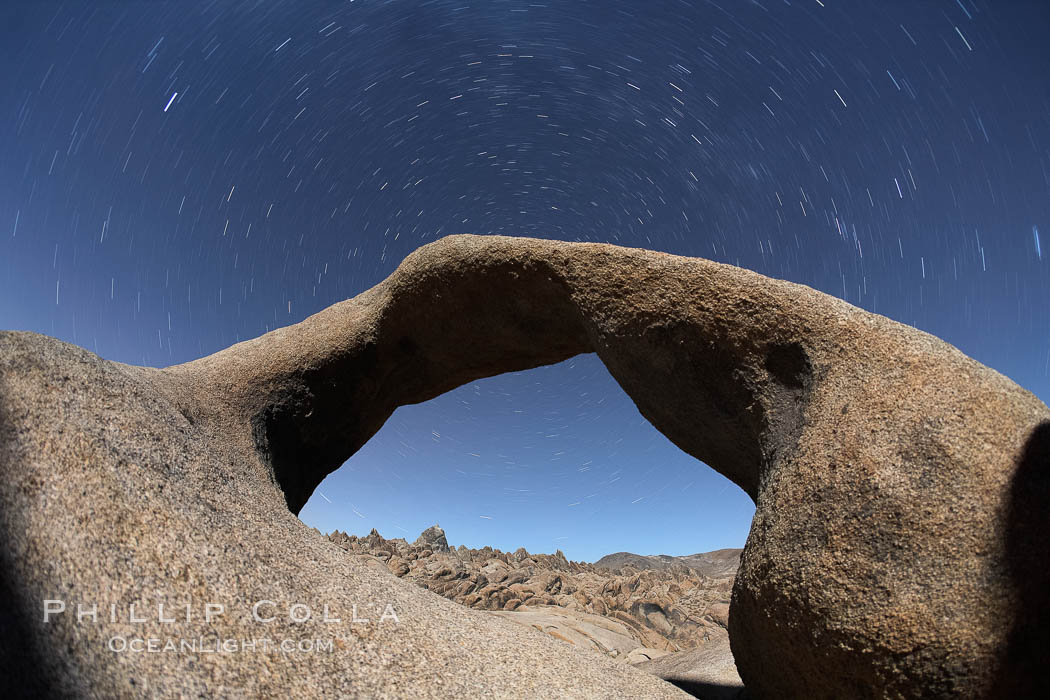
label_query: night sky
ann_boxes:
[2,1,1048,563]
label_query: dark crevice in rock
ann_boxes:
[764,341,812,391]
[758,340,815,484]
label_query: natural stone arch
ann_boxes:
[2,234,1046,698]
[167,235,813,514]
[153,234,1049,696]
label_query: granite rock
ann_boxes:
[3,234,1048,697]
[635,635,745,700]
[331,527,733,656]
[413,524,450,553]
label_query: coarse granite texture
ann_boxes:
[3,234,1048,698]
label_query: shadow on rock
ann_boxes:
[999,420,1050,697]
[664,678,748,700]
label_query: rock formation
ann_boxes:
[329,527,735,657]
[635,638,745,700]
[412,524,450,552]
[2,234,1047,698]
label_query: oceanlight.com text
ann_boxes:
[108,636,335,654]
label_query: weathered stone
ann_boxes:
[2,234,1047,698]
[490,605,653,660]
[336,520,736,659]
[629,647,672,665]
[635,634,745,700]
[413,524,450,552]
[704,603,730,630]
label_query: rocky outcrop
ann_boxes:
[413,524,450,552]
[329,527,735,656]
[2,234,1048,698]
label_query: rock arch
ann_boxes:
[168,235,822,514]
[2,234,1046,698]
[155,235,1049,696]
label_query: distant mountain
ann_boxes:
[593,548,742,579]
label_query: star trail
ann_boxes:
[2,0,1048,561]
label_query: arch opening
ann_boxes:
[232,236,817,520]
[296,353,756,562]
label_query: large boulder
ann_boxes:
[2,234,1047,697]
[414,525,450,552]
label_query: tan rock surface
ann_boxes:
[329,527,733,657]
[489,605,647,660]
[0,330,687,699]
[636,635,745,700]
[3,234,1048,697]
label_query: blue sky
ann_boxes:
[299,355,758,562]
[1,0,1047,562]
